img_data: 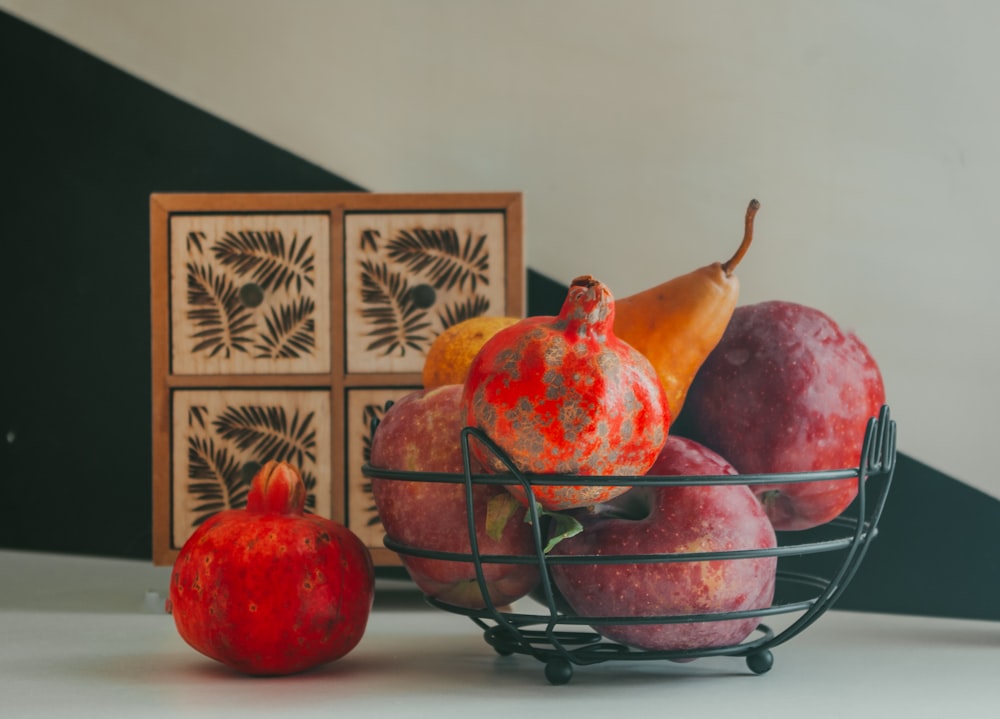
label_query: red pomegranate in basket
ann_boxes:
[462,275,669,511]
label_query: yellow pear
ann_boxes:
[614,199,760,419]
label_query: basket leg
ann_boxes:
[746,649,774,675]
[544,656,574,685]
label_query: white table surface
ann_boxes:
[2,548,997,718]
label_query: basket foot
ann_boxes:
[746,649,774,675]
[545,657,574,685]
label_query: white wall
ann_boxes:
[4,0,997,497]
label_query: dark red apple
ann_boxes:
[369,384,540,609]
[549,438,777,652]
[647,434,740,478]
[679,300,885,530]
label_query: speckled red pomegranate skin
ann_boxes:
[168,462,375,675]
[463,276,669,510]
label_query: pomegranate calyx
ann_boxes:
[562,274,614,339]
[246,461,307,516]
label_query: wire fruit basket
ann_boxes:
[363,405,896,685]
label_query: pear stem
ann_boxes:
[721,199,760,276]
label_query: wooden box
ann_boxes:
[150,192,524,565]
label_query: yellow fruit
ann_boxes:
[615,199,759,419]
[422,316,520,389]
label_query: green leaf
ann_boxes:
[485,492,522,542]
[524,502,583,554]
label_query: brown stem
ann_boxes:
[721,198,760,276]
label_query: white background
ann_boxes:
[4,0,997,497]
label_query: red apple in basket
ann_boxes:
[647,434,741,478]
[679,300,886,530]
[549,436,777,652]
[369,384,540,609]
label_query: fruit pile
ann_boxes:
[368,199,889,659]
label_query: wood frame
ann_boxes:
[150,192,524,566]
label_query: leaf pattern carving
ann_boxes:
[385,227,490,292]
[255,296,316,358]
[358,259,433,356]
[360,401,391,528]
[212,230,315,292]
[185,262,256,357]
[186,435,247,527]
[438,295,492,330]
[212,405,318,469]
[182,223,320,362]
[184,403,321,533]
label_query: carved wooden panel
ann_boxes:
[169,213,331,375]
[343,212,508,374]
[151,192,523,566]
[171,389,332,550]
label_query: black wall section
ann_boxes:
[2,12,997,623]
[823,454,1000,621]
[0,12,564,560]
[0,12,357,558]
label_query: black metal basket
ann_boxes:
[363,405,896,684]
